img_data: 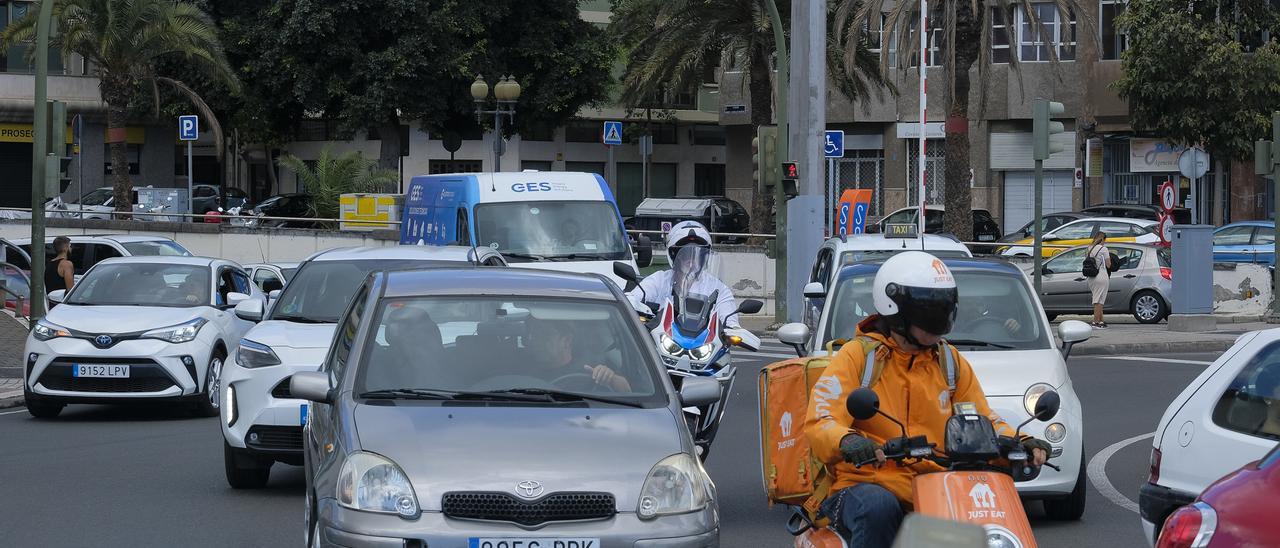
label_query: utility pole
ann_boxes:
[785,0,825,323]
[764,0,789,322]
[29,0,55,320]
[1032,99,1066,293]
[1254,111,1280,321]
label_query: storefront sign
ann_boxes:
[1130,138,1188,173]
[0,123,74,144]
[1085,138,1103,177]
[895,122,945,139]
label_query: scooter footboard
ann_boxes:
[913,472,1036,548]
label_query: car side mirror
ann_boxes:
[225,292,250,308]
[268,289,282,301]
[234,299,264,322]
[846,388,881,421]
[803,282,826,299]
[777,322,810,357]
[47,289,65,303]
[634,234,653,268]
[613,261,641,292]
[679,376,721,408]
[1057,320,1092,358]
[290,371,333,404]
[1033,390,1061,421]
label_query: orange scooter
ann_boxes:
[790,387,1062,548]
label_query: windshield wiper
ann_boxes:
[271,314,331,324]
[490,388,644,408]
[359,388,553,403]
[554,253,615,261]
[945,339,1016,349]
[500,252,547,262]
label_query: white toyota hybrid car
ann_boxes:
[777,256,1093,519]
[219,245,506,488]
[23,256,264,418]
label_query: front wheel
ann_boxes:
[24,385,63,419]
[224,441,272,489]
[1131,290,1167,324]
[1044,448,1087,520]
[194,349,225,417]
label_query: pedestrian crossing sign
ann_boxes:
[602,121,623,146]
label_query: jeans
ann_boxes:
[820,483,904,548]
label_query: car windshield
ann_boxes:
[269,259,456,323]
[121,240,192,256]
[76,189,113,206]
[65,263,210,307]
[354,296,665,407]
[474,201,629,262]
[840,249,969,266]
[823,268,1049,350]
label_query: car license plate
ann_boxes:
[300,404,308,426]
[469,539,599,548]
[978,234,995,241]
[72,364,129,378]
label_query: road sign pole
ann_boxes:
[1033,158,1044,293]
[187,140,193,216]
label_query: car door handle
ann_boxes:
[1073,277,1086,282]
[1123,274,1137,279]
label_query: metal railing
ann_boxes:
[625,228,777,240]
[0,285,28,323]
[0,207,403,227]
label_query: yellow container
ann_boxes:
[339,193,402,231]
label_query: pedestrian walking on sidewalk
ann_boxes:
[1085,232,1111,329]
[45,236,74,296]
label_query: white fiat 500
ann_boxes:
[220,245,505,488]
[777,256,1092,520]
[23,256,263,418]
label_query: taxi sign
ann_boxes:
[884,223,918,238]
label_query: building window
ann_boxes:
[564,120,601,143]
[1100,0,1127,60]
[834,150,886,216]
[694,164,725,196]
[520,122,556,142]
[1019,3,1076,62]
[295,119,337,141]
[103,144,141,175]
[991,7,1015,64]
[1,1,64,74]
[692,125,726,146]
[521,160,553,171]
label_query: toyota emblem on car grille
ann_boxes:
[94,335,113,347]
[516,480,544,499]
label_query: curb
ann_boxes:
[1070,339,1237,356]
[0,394,23,410]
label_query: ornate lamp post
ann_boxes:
[470,74,520,171]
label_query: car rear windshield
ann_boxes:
[121,240,192,257]
[841,249,970,266]
[65,263,210,307]
[269,259,455,323]
[474,201,629,262]
[824,269,1050,350]
[354,296,667,407]
[1157,248,1171,268]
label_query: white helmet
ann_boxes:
[872,251,959,337]
[665,220,712,262]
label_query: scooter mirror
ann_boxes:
[736,299,764,315]
[846,388,880,421]
[1033,390,1061,421]
[613,261,640,292]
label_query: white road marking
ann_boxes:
[1096,356,1213,366]
[1087,432,1154,514]
[0,408,28,416]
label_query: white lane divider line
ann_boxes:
[1096,356,1213,366]
[0,408,28,416]
[1087,432,1155,514]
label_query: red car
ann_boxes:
[1157,442,1280,548]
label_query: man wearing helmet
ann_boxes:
[803,251,1052,547]
[626,220,741,328]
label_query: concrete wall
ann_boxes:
[1213,263,1273,317]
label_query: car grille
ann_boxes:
[442,492,615,526]
[270,379,293,399]
[246,425,303,452]
[38,359,176,393]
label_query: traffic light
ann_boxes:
[44,100,71,194]
[1032,99,1066,161]
[754,125,778,192]
[781,161,799,199]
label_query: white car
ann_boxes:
[9,234,191,285]
[1138,328,1280,544]
[998,217,1159,257]
[22,256,265,418]
[777,256,1093,519]
[219,245,507,488]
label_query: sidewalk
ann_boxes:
[0,311,26,408]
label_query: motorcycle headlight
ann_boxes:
[689,343,714,361]
[236,339,281,368]
[660,334,682,355]
[32,321,72,341]
[142,318,207,344]
[637,453,711,520]
[337,452,419,518]
[1023,383,1055,416]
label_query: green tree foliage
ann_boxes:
[1113,0,1280,160]
[277,146,399,223]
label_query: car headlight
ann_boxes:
[337,452,419,518]
[32,321,71,341]
[689,343,714,361]
[1024,383,1055,416]
[660,334,682,355]
[236,339,281,368]
[142,318,207,343]
[1044,422,1067,443]
[637,453,711,520]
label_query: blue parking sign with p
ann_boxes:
[179,115,199,141]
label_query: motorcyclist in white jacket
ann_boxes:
[627,220,741,328]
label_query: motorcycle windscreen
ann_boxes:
[943,414,1001,462]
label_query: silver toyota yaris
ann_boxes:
[290,267,721,548]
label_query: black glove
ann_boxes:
[1021,438,1052,461]
[839,434,880,465]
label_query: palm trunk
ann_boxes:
[749,49,775,238]
[102,76,133,217]
[942,5,982,242]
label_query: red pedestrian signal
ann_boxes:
[782,162,798,180]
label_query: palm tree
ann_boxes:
[277,145,399,225]
[834,0,1095,240]
[610,0,887,236]
[3,0,240,215]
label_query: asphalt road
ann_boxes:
[0,348,1220,547]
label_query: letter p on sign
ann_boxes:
[179,115,199,141]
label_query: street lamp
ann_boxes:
[471,74,520,171]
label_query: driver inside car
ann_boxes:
[804,251,1052,548]
[526,319,631,392]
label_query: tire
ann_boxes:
[194,349,225,418]
[1131,290,1167,324]
[305,491,320,548]
[24,385,64,419]
[1044,449,1087,521]
[224,441,272,489]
